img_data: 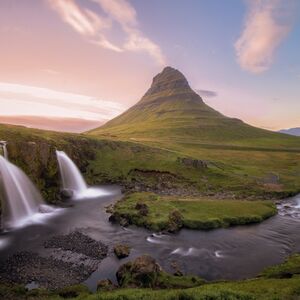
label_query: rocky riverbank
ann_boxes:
[0,231,108,289]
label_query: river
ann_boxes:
[0,185,300,291]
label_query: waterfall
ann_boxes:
[56,151,87,195]
[56,150,110,199]
[0,155,45,228]
[0,141,8,160]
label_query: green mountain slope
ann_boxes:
[88,67,300,150]
[87,67,300,198]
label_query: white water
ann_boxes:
[56,150,110,199]
[0,141,8,160]
[0,155,60,229]
[56,150,87,194]
[0,145,61,229]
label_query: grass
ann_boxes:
[1,122,300,204]
[261,254,300,278]
[111,192,277,231]
[87,72,300,199]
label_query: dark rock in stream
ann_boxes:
[116,255,161,288]
[114,244,131,259]
[60,188,74,199]
[97,279,117,291]
[44,231,108,259]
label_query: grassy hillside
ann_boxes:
[87,67,300,198]
[88,67,300,148]
[1,70,300,202]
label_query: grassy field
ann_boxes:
[1,120,300,202]
[111,192,277,231]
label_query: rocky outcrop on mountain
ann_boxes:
[143,66,195,100]
[178,157,208,169]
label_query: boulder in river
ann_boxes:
[116,255,161,288]
[60,188,74,199]
[97,279,117,291]
[114,244,131,259]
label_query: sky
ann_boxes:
[0,0,299,132]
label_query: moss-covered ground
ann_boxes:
[111,192,277,231]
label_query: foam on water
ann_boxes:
[74,187,112,200]
[0,237,9,250]
[171,247,199,256]
[9,205,64,229]
[146,236,167,244]
[0,155,49,229]
[214,250,224,258]
[56,151,111,200]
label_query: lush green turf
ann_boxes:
[111,192,277,231]
[90,278,300,300]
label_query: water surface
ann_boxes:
[0,186,300,291]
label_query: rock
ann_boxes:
[97,279,117,291]
[171,260,183,276]
[119,217,129,227]
[135,202,149,216]
[38,204,55,213]
[44,231,108,260]
[114,244,130,259]
[105,204,114,214]
[167,209,183,233]
[0,251,96,289]
[178,157,208,169]
[60,189,74,199]
[116,255,161,288]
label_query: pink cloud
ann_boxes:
[235,0,295,73]
[48,0,165,65]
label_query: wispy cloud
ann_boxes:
[196,89,218,98]
[43,68,60,75]
[48,0,165,65]
[0,82,125,121]
[235,0,295,73]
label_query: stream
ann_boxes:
[0,185,300,291]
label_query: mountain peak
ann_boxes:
[144,66,191,98]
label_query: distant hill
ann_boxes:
[88,67,300,149]
[279,127,300,137]
[0,115,102,133]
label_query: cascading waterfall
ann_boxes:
[56,150,110,199]
[0,155,43,228]
[0,141,8,160]
[56,150,87,195]
[0,142,59,229]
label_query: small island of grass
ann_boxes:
[110,192,277,232]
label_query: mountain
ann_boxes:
[279,127,300,137]
[1,67,299,204]
[88,67,299,149]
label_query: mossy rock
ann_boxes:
[114,244,131,259]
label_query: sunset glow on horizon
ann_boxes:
[0,0,299,132]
